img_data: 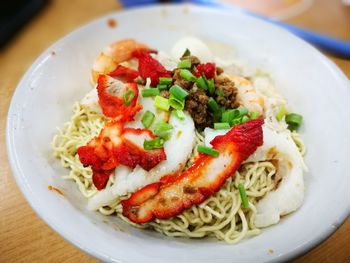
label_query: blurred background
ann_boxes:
[0,0,349,262]
[1,0,349,73]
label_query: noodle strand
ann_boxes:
[52,103,305,243]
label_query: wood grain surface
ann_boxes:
[1,0,349,262]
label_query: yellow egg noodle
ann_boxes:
[52,103,305,244]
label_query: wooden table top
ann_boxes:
[1,0,349,262]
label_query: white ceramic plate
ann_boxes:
[7,4,350,263]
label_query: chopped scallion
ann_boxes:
[142,88,159,97]
[231,118,242,126]
[159,77,172,85]
[197,145,219,157]
[238,183,249,208]
[143,137,165,150]
[180,69,196,82]
[213,110,223,123]
[249,111,260,120]
[123,89,135,105]
[154,96,170,111]
[285,113,303,131]
[196,76,208,90]
[207,78,215,95]
[154,121,173,140]
[157,84,168,91]
[221,109,237,123]
[141,110,155,128]
[222,107,249,124]
[173,109,185,120]
[169,85,189,100]
[216,89,224,97]
[169,94,185,110]
[208,97,220,113]
[182,48,191,57]
[214,122,230,130]
[178,59,192,69]
[241,115,249,123]
[276,105,287,121]
[237,107,248,116]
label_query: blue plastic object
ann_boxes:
[119,0,159,8]
[197,0,350,59]
[266,21,350,59]
[118,0,350,59]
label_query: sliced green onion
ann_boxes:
[169,85,189,100]
[156,84,168,91]
[197,145,219,157]
[207,78,215,95]
[154,121,173,133]
[123,89,135,106]
[231,118,242,126]
[142,88,159,97]
[178,59,192,69]
[143,137,165,150]
[221,109,237,123]
[182,48,191,57]
[208,97,220,113]
[141,110,155,128]
[173,109,185,120]
[213,109,223,123]
[231,115,250,126]
[221,108,248,124]
[241,115,249,123]
[180,69,196,81]
[159,77,172,85]
[169,94,185,110]
[196,76,208,90]
[216,89,224,97]
[154,96,170,111]
[238,183,249,208]
[214,122,230,130]
[276,105,287,121]
[285,113,303,131]
[237,107,248,116]
[154,121,173,140]
[249,111,260,120]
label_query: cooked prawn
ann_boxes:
[92,39,150,83]
[229,76,265,114]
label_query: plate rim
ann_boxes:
[6,3,350,263]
